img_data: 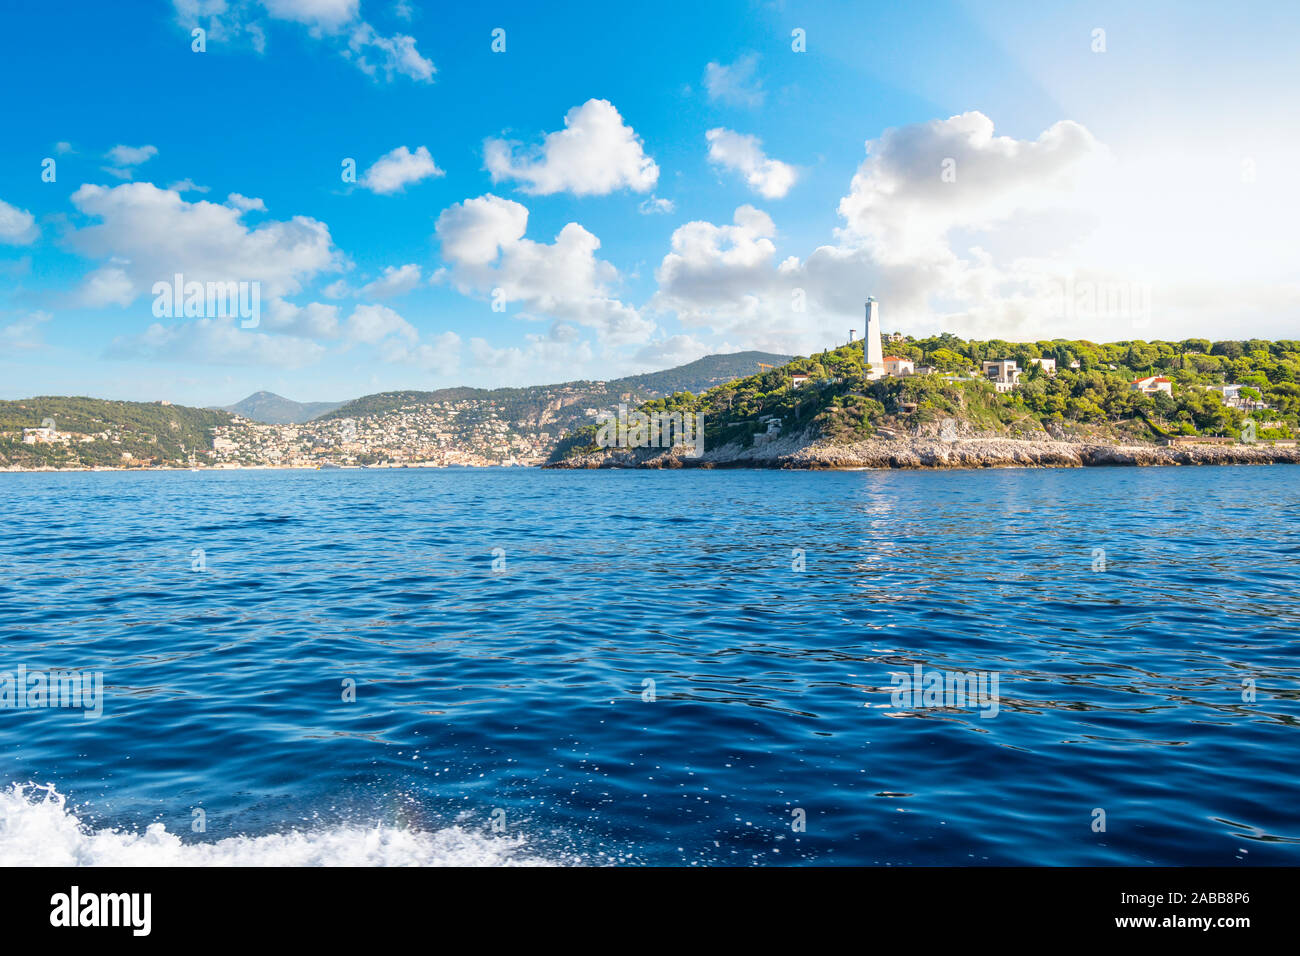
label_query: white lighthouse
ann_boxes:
[863,296,884,379]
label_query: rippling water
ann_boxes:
[1,466,1297,866]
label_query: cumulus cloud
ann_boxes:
[78,266,136,307]
[632,333,715,369]
[101,144,158,181]
[467,325,596,379]
[168,178,210,194]
[484,99,658,196]
[705,128,797,199]
[172,0,434,82]
[105,144,158,167]
[261,0,358,30]
[226,192,267,211]
[106,316,326,367]
[837,110,1101,260]
[344,303,417,344]
[0,198,39,244]
[360,146,444,194]
[652,204,796,346]
[68,181,341,306]
[436,193,653,344]
[639,196,675,215]
[262,298,341,338]
[652,112,1118,352]
[346,22,434,82]
[379,330,461,373]
[0,311,52,350]
[704,54,764,107]
[358,263,421,298]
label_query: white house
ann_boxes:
[21,426,62,444]
[1029,357,1057,376]
[1208,384,1268,410]
[981,360,1021,392]
[883,356,915,376]
[1130,376,1173,396]
[790,373,810,388]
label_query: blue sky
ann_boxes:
[1,0,1297,405]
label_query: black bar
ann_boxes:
[1,866,1287,942]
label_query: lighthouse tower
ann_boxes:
[863,297,885,379]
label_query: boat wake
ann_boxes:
[0,783,558,867]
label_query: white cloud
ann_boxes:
[105,144,158,167]
[107,316,326,367]
[261,0,358,30]
[360,146,444,194]
[168,179,210,194]
[639,196,675,215]
[78,266,136,307]
[171,1,434,83]
[467,327,596,378]
[379,330,461,373]
[0,198,39,245]
[263,298,341,338]
[705,128,797,199]
[0,311,52,350]
[54,142,74,155]
[837,111,1100,261]
[346,22,435,82]
[704,54,764,108]
[436,193,654,344]
[68,181,341,305]
[651,112,1230,351]
[633,333,714,369]
[226,192,267,212]
[344,303,417,344]
[484,99,658,196]
[652,204,798,348]
[358,263,421,298]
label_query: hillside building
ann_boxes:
[1130,376,1173,396]
[981,360,1022,392]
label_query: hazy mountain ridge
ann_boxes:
[317,351,794,423]
[217,391,344,424]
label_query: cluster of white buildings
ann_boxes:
[860,298,1060,392]
[1206,383,1268,410]
[861,299,938,380]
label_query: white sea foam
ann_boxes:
[0,783,557,867]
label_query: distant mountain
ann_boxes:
[611,351,793,397]
[218,391,344,424]
[317,352,795,423]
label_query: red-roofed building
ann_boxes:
[1130,376,1173,396]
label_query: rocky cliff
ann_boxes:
[548,433,1300,470]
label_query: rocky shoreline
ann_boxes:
[548,433,1300,470]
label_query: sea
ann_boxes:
[0,465,1296,866]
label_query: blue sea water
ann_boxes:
[0,465,1297,866]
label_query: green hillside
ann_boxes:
[551,336,1300,461]
[0,397,233,468]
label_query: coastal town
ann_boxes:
[3,310,1296,471]
[209,399,560,468]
